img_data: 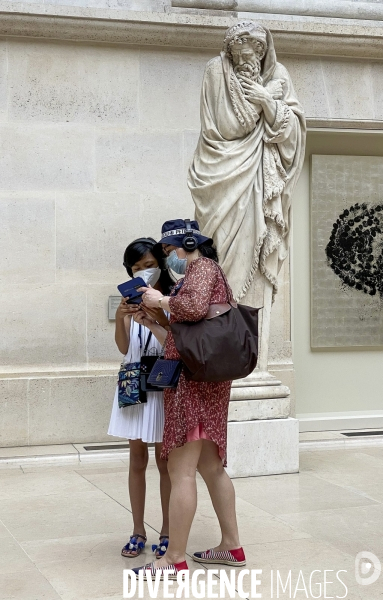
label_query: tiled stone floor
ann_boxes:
[0,446,383,599]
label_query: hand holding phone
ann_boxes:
[117,277,146,304]
[115,297,140,320]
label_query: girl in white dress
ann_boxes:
[108,237,174,559]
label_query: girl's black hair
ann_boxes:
[123,238,174,295]
[184,240,219,263]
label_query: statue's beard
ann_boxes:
[234,61,262,85]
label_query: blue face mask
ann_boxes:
[166,250,187,275]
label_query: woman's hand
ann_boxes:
[115,297,140,320]
[133,308,156,328]
[142,306,169,327]
[138,286,164,309]
[134,309,168,345]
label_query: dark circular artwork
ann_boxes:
[325,203,383,298]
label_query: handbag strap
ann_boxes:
[142,330,153,356]
[213,262,237,307]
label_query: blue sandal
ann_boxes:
[152,535,169,558]
[121,533,147,558]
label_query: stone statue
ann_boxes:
[188,21,306,376]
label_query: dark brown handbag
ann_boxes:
[170,263,260,382]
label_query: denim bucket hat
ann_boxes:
[156,219,213,248]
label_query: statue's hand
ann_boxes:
[265,78,284,100]
[241,75,278,125]
[240,76,272,106]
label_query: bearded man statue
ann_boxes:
[188,21,306,372]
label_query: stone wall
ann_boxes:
[1,2,383,445]
[0,37,215,445]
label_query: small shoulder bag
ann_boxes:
[145,288,183,390]
[117,328,153,408]
[140,338,163,393]
[147,357,182,389]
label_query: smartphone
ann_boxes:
[117,277,146,304]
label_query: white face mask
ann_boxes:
[134,267,161,286]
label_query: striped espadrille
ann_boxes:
[192,547,246,567]
[132,560,188,580]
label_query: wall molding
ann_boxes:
[306,119,383,131]
[0,4,235,48]
[173,0,383,22]
[297,411,383,432]
[0,3,383,59]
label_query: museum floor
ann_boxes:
[0,440,383,599]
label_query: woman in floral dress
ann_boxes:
[132,219,246,579]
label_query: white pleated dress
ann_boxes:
[108,319,164,443]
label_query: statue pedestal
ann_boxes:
[223,271,299,477]
[226,417,299,478]
[226,371,299,478]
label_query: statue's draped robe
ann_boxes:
[188,37,306,302]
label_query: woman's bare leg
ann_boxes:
[155,440,203,567]
[124,439,148,556]
[197,439,240,551]
[154,442,171,536]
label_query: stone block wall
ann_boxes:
[0,39,217,445]
[1,3,383,445]
[0,39,211,373]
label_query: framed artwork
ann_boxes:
[311,154,383,348]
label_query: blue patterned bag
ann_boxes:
[117,328,154,408]
[117,361,143,408]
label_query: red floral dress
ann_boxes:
[161,257,233,466]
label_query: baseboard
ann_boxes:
[296,410,383,432]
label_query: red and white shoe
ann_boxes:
[132,560,188,580]
[192,547,246,567]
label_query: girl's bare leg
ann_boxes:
[124,439,148,556]
[154,442,171,536]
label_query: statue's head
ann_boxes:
[223,22,267,82]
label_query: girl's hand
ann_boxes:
[133,308,156,328]
[115,297,140,320]
[142,306,169,327]
[138,285,164,309]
